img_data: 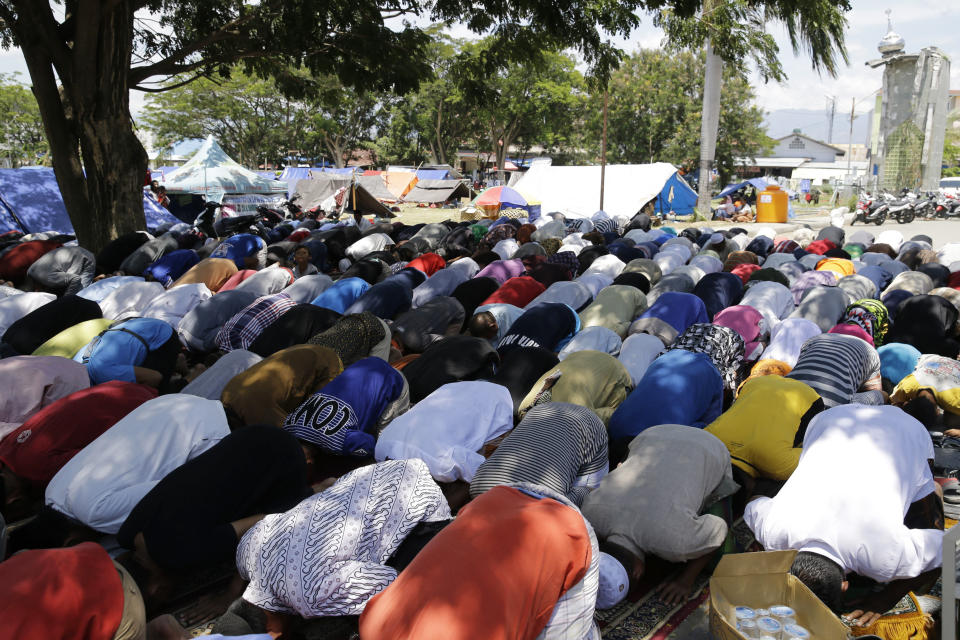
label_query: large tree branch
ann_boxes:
[10,0,73,85]
[128,1,286,85]
[132,69,211,93]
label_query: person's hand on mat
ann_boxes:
[843,609,882,628]
[945,428,960,438]
[655,576,694,606]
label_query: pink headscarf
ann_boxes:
[828,323,875,347]
[713,305,767,361]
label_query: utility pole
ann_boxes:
[825,95,837,143]
[847,97,855,178]
[600,90,608,211]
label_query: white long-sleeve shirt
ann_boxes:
[45,395,229,533]
[745,405,942,582]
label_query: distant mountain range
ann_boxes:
[763,108,873,146]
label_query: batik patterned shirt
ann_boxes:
[236,458,451,617]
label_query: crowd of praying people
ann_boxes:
[0,208,958,639]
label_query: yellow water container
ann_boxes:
[755,184,788,223]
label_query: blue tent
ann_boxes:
[653,171,698,216]
[151,166,181,181]
[0,167,180,235]
[716,178,770,200]
[278,167,316,198]
[415,169,451,181]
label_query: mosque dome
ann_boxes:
[877,11,905,56]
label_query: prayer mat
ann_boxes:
[160,561,236,628]
[848,591,936,640]
[596,501,753,639]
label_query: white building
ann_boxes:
[736,131,869,184]
[770,132,845,163]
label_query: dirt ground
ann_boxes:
[385,201,832,229]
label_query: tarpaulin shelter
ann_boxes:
[159,136,288,197]
[403,179,471,205]
[471,186,540,218]
[0,167,179,235]
[295,176,394,218]
[278,167,312,198]
[357,175,399,203]
[151,166,181,181]
[513,163,697,218]
[387,164,462,180]
[415,169,452,181]
[384,171,418,199]
[716,178,771,200]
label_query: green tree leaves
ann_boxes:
[140,70,385,168]
[594,49,771,184]
[0,73,49,167]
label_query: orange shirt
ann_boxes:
[171,258,238,292]
[359,486,591,640]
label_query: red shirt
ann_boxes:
[0,381,157,486]
[731,263,761,284]
[0,543,124,640]
[407,253,446,277]
[949,270,960,291]
[0,240,62,285]
[805,239,836,256]
[217,269,258,292]
[359,486,590,640]
[480,276,546,308]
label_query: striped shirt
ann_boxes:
[215,292,296,352]
[787,333,882,407]
[470,402,608,506]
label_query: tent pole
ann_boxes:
[600,90,608,211]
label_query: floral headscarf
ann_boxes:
[840,298,889,346]
[663,323,745,390]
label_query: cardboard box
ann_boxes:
[709,550,851,640]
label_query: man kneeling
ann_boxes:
[745,404,943,627]
[582,425,737,605]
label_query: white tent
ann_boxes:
[160,136,287,197]
[512,162,696,219]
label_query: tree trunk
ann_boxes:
[14,0,146,253]
[434,103,446,165]
[697,38,723,221]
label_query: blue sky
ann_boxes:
[0,1,955,123]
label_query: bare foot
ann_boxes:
[146,614,189,640]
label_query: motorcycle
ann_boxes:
[883,192,916,224]
[910,192,938,219]
[936,196,960,219]
[852,193,887,225]
[193,201,222,239]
